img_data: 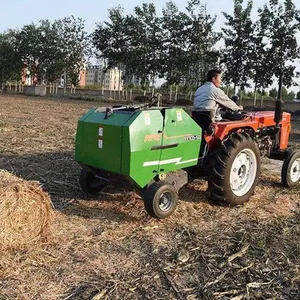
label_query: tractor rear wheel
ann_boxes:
[143,181,178,219]
[281,150,300,187]
[79,168,105,194]
[209,132,260,205]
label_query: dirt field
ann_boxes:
[0,94,299,300]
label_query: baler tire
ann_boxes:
[79,169,105,194]
[208,132,260,205]
[281,150,300,187]
[143,181,178,219]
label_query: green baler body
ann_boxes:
[75,107,202,188]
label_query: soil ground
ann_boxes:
[0,93,299,300]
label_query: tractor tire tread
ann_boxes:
[208,131,260,205]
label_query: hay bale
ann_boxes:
[0,170,53,249]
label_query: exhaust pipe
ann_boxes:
[274,73,284,125]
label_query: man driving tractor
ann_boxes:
[193,69,242,125]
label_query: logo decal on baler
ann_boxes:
[143,157,198,167]
[144,133,162,142]
[98,126,103,149]
[98,140,103,149]
[176,110,183,121]
[98,126,103,136]
[144,133,194,142]
[144,113,151,125]
[184,135,201,141]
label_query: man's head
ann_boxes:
[207,69,222,88]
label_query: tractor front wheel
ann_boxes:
[209,132,260,205]
[281,150,300,187]
[79,168,105,194]
[143,181,178,219]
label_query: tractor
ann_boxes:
[74,84,300,219]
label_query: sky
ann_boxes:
[1,0,272,33]
[1,0,300,92]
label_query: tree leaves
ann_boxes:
[0,31,23,82]
[1,17,90,86]
[221,0,300,95]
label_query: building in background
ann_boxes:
[85,65,99,85]
[78,69,86,87]
[85,65,123,90]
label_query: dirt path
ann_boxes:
[0,94,299,299]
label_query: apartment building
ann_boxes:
[85,65,99,85]
[85,65,123,90]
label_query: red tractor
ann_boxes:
[191,82,299,207]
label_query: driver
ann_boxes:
[193,69,242,122]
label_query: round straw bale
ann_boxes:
[0,171,53,249]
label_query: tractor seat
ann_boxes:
[191,111,213,132]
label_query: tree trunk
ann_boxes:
[151,75,155,97]
[260,87,264,107]
[169,85,173,102]
[253,84,257,107]
[118,67,122,101]
[64,70,67,94]
[175,85,178,103]
[239,89,243,106]
[189,90,193,102]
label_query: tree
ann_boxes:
[55,16,90,87]
[161,1,190,85]
[185,0,220,86]
[15,17,89,86]
[93,6,126,66]
[38,20,66,84]
[16,23,43,84]
[286,90,295,100]
[93,6,133,87]
[297,91,300,99]
[93,1,220,91]
[264,0,300,89]
[0,30,23,83]
[269,88,277,99]
[93,4,164,88]
[221,0,254,94]
[128,3,163,86]
[250,5,274,106]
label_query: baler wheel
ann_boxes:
[208,132,260,205]
[79,169,105,194]
[143,181,178,219]
[281,150,300,187]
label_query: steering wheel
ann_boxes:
[220,107,247,121]
[148,96,159,107]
